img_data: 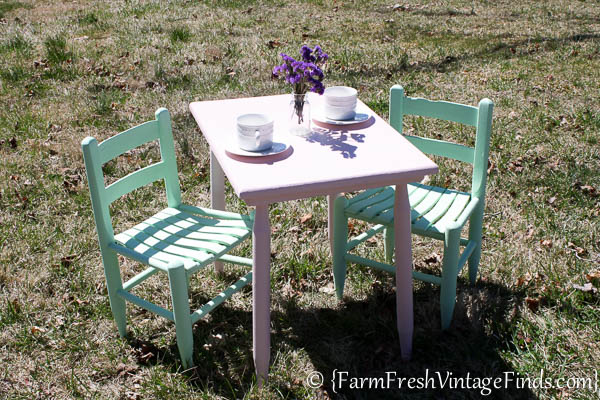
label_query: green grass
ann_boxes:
[170,26,192,43]
[0,34,31,54]
[44,35,72,64]
[0,0,599,398]
[0,1,31,18]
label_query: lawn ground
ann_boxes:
[1,0,599,398]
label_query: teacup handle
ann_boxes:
[255,130,260,148]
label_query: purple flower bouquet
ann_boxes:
[273,45,328,135]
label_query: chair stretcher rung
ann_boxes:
[457,241,477,272]
[122,266,160,291]
[413,270,443,285]
[116,289,174,322]
[346,254,443,285]
[410,227,469,245]
[217,254,253,267]
[190,271,253,324]
[346,254,395,273]
[347,224,387,251]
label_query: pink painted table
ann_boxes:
[189,94,438,383]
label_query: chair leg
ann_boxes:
[440,228,461,330]
[328,193,340,252]
[102,250,127,337]
[467,206,484,285]
[167,261,194,369]
[384,225,394,264]
[332,195,348,300]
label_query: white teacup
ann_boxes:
[324,104,356,121]
[236,113,274,151]
[324,86,358,120]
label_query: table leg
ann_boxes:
[394,183,413,361]
[210,151,225,274]
[327,193,340,251]
[253,203,271,385]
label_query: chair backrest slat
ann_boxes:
[404,135,475,164]
[98,120,160,165]
[403,97,479,127]
[105,161,167,204]
[82,108,181,245]
[389,85,493,199]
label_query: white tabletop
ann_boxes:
[189,94,438,205]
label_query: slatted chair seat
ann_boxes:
[82,108,254,369]
[113,207,252,271]
[332,85,493,330]
[345,183,473,235]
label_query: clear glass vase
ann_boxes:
[289,93,311,136]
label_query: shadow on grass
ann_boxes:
[271,277,534,400]
[335,32,600,80]
[123,273,535,399]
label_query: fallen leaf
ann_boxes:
[391,3,407,11]
[300,213,312,224]
[507,157,524,173]
[63,174,81,193]
[540,239,553,249]
[347,220,355,233]
[525,297,539,312]
[517,332,532,343]
[60,254,77,267]
[424,253,442,265]
[319,283,335,294]
[135,341,158,364]
[586,272,600,285]
[515,276,528,287]
[31,326,47,334]
[303,248,315,259]
[116,363,138,377]
[525,226,535,240]
[548,196,556,205]
[559,116,568,126]
[567,242,587,256]
[267,39,284,48]
[580,185,598,197]
[572,283,596,293]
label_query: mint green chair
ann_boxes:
[332,86,493,329]
[82,108,253,368]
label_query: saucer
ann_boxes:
[225,136,291,157]
[312,111,371,126]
